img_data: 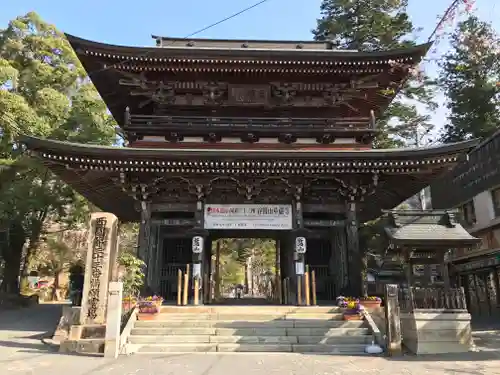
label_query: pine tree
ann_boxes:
[439,16,500,143]
[313,0,437,149]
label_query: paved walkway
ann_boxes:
[1,303,500,374]
[2,351,500,375]
[0,302,62,362]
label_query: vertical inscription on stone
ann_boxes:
[87,217,108,321]
[80,212,119,325]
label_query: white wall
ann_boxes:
[472,191,496,228]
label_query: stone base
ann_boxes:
[52,306,81,343]
[401,310,472,355]
[57,323,107,355]
[59,339,104,354]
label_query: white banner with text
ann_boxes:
[204,204,293,230]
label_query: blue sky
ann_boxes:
[1,0,499,137]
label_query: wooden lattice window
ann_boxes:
[491,187,500,217]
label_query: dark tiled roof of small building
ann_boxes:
[383,210,480,247]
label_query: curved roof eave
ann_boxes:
[20,135,479,160]
[64,33,432,60]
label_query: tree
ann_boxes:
[33,237,77,300]
[0,12,117,292]
[118,251,145,298]
[313,0,437,149]
[439,16,500,143]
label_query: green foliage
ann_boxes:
[220,253,245,286]
[313,0,414,51]
[33,237,76,276]
[313,0,436,149]
[439,16,500,143]
[119,223,139,255]
[118,251,145,297]
[0,12,117,292]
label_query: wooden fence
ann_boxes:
[398,286,467,312]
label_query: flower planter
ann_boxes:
[122,300,136,310]
[359,300,381,308]
[343,313,363,321]
[138,313,158,321]
[137,299,162,315]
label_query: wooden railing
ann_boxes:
[126,114,375,133]
[399,286,467,312]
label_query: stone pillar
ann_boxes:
[104,281,123,358]
[80,212,119,325]
[345,201,362,297]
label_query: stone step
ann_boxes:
[131,326,369,337]
[296,335,372,345]
[287,327,370,336]
[135,343,217,353]
[129,335,211,344]
[285,313,343,320]
[217,343,292,352]
[133,319,365,330]
[210,335,297,344]
[129,334,372,345]
[146,313,343,321]
[135,320,214,328]
[292,344,368,354]
[159,306,342,314]
[129,335,298,344]
[131,327,216,335]
[133,343,369,354]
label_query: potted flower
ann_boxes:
[122,295,137,312]
[359,296,382,308]
[342,300,364,320]
[138,295,164,315]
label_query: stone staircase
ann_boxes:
[126,306,375,354]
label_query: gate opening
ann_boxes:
[210,238,278,305]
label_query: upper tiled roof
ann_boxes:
[384,210,480,247]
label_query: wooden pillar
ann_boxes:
[345,201,362,297]
[203,237,212,304]
[275,239,282,304]
[333,225,348,297]
[138,202,152,293]
[403,249,415,310]
[440,252,450,292]
[423,264,432,286]
[493,268,500,306]
[214,240,221,301]
[146,224,160,293]
[137,202,151,262]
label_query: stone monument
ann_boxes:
[80,212,119,325]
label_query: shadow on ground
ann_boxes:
[381,350,500,362]
[0,303,62,332]
[0,303,62,353]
